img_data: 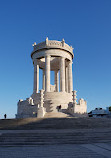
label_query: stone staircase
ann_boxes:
[44,112,70,118]
[1,129,111,146]
[44,92,72,112]
[0,118,111,146]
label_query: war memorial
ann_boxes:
[0,39,111,158]
[16,38,87,118]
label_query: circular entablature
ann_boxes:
[31,38,74,59]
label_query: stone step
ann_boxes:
[0,118,111,146]
[1,118,111,130]
[1,135,110,140]
[0,132,111,145]
[44,100,70,103]
[44,92,72,100]
[45,103,68,112]
[44,112,70,118]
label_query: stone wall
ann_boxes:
[74,98,87,113]
[16,97,39,118]
[67,98,87,116]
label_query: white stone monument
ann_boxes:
[16,38,87,118]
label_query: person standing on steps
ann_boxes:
[4,114,7,119]
[59,105,61,112]
[58,105,61,112]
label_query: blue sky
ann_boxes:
[0,0,111,118]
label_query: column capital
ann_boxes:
[33,58,39,65]
[60,56,65,60]
[45,55,50,58]
[55,69,59,72]
[69,60,72,64]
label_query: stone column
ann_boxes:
[65,66,68,92]
[55,70,59,92]
[45,55,50,92]
[33,59,39,93]
[68,60,73,93]
[42,69,45,90]
[60,57,65,92]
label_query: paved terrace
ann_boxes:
[0,117,111,157]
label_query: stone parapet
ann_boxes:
[31,38,74,58]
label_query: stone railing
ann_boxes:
[32,38,73,56]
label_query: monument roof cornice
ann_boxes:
[31,38,74,58]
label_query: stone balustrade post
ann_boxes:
[40,89,44,107]
[73,90,77,105]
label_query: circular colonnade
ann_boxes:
[31,37,74,94]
